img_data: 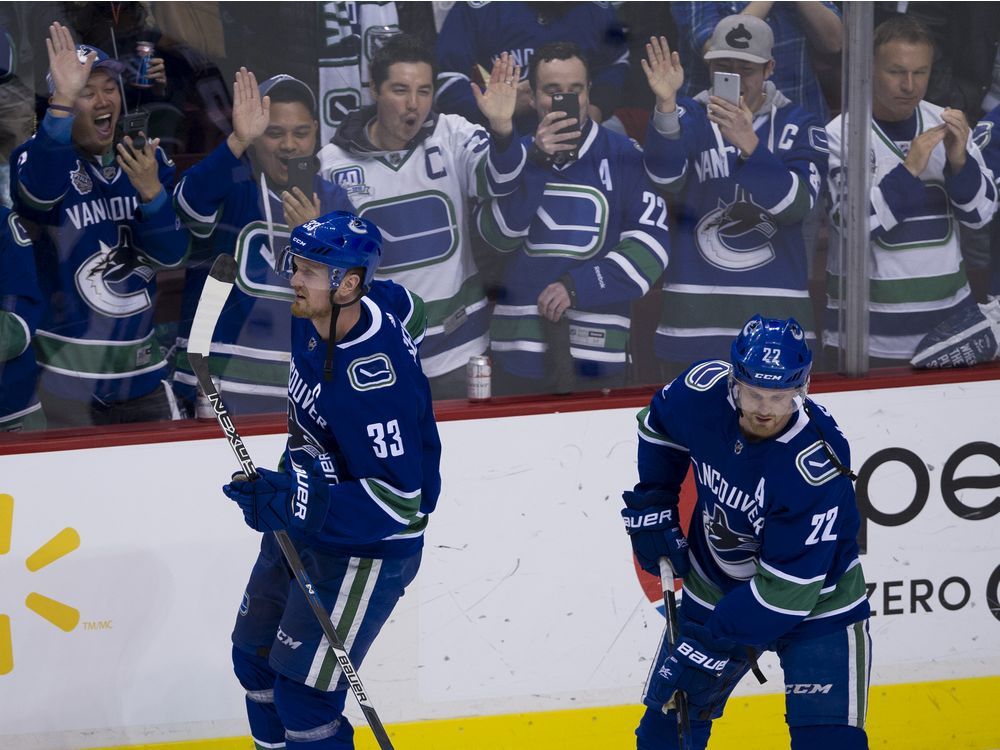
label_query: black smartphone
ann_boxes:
[286,155,317,196]
[550,92,581,162]
[120,110,149,153]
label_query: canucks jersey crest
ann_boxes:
[696,186,777,271]
[703,504,760,580]
[74,226,154,317]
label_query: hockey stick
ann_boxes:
[659,557,691,749]
[189,254,396,750]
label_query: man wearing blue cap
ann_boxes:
[171,67,357,416]
[10,21,189,427]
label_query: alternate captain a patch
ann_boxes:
[348,353,396,391]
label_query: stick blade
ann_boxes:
[188,254,237,357]
[209,252,238,283]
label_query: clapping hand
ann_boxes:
[472,51,520,138]
[642,36,684,113]
[46,22,91,107]
[941,107,970,173]
[228,67,270,158]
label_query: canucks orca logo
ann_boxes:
[695,186,778,271]
[703,505,759,579]
[74,226,154,317]
[348,353,396,391]
[725,23,753,50]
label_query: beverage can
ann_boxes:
[133,41,155,88]
[467,355,492,401]
[195,377,222,420]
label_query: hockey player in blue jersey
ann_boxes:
[11,22,189,427]
[623,315,871,749]
[222,212,441,749]
[476,41,670,395]
[173,68,355,415]
[641,18,829,378]
[0,207,44,431]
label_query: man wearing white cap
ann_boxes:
[640,16,830,381]
[10,21,189,427]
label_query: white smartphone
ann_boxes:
[712,71,741,105]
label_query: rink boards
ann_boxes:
[0,377,998,750]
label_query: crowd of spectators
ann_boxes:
[2,1,1000,432]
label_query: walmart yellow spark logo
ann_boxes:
[0,493,81,675]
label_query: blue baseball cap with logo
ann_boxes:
[47,44,126,93]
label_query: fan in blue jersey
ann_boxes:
[641,18,829,379]
[221,211,441,750]
[0,207,44,431]
[624,315,871,750]
[172,68,357,416]
[476,41,670,395]
[435,1,629,133]
[10,22,189,427]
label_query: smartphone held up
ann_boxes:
[551,91,581,163]
[286,155,318,197]
[712,71,741,106]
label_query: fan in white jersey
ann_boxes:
[319,34,526,398]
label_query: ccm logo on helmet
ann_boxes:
[755,373,782,380]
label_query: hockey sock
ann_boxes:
[232,644,286,748]
[791,724,868,750]
[274,673,354,749]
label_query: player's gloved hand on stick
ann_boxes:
[621,489,689,577]
[643,624,732,710]
[223,459,333,533]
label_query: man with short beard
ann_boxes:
[10,22,189,427]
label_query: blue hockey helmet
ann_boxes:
[278,211,382,292]
[730,315,812,390]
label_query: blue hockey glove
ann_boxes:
[621,489,689,578]
[643,629,731,711]
[223,467,293,532]
[223,459,333,534]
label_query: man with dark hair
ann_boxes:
[172,68,355,415]
[11,22,189,427]
[319,33,525,398]
[477,41,670,395]
[435,1,629,132]
[824,14,997,367]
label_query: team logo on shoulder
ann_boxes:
[973,121,993,150]
[795,440,840,486]
[348,353,396,391]
[70,162,93,195]
[332,166,370,196]
[808,126,829,153]
[684,360,731,391]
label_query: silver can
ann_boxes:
[195,377,222,420]
[467,355,492,401]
